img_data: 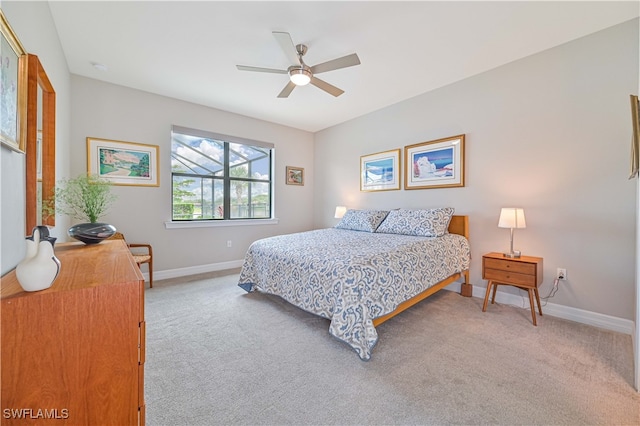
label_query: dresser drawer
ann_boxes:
[484,268,536,287]
[484,257,536,275]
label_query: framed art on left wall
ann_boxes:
[87,137,160,187]
[0,10,27,153]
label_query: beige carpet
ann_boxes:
[144,272,640,425]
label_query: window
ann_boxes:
[171,126,273,221]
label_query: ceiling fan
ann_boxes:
[236,31,361,98]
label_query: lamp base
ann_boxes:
[503,251,521,258]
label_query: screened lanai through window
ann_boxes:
[171,126,273,221]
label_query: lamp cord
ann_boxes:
[508,278,559,309]
[540,278,560,307]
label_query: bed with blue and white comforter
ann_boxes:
[237,227,470,360]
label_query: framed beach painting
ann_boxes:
[404,134,465,190]
[286,166,304,185]
[87,137,159,186]
[0,10,27,153]
[360,149,401,191]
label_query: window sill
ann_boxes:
[164,218,279,229]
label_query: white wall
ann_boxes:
[314,19,639,321]
[70,76,315,272]
[0,1,71,275]
[634,0,640,393]
[1,3,637,325]
[0,1,312,278]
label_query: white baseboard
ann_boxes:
[446,282,634,336]
[145,264,634,337]
[142,259,244,282]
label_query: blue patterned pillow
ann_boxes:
[335,209,390,233]
[375,207,455,237]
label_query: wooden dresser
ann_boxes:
[1,240,145,425]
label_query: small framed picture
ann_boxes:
[286,166,304,185]
[360,149,401,191]
[87,137,160,187]
[404,134,465,190]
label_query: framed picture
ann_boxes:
[360,149,401,191]
[286,166,304,185]
[87,137,160,186]
[404,134,465,190]
[0,10,27,153]
[630,95,639,179]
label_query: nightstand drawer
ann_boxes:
[484,257,536,275]
[483,268,536,287]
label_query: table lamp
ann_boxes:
[334,206,347,219]
[498,207,526,258]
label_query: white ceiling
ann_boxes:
[48,1,639,133]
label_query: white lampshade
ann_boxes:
[334,206,347,219]
[498,208,526,229]
[290,68,311,86]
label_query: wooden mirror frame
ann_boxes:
[25,53,56,234]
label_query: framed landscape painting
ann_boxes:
[87,137,159,186]
[404,134,465,190]
[360,149,400,191]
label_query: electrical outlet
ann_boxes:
[227,240,232,248]
[557,268,567,280]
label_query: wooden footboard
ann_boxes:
[372,215,471,327]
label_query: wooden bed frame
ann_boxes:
[372,215,471,327]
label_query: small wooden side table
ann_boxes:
[482,252,544,325]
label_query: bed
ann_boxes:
[238,208,471,360]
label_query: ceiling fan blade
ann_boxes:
[277,81,296,98]
[311,53,360,74]
[236,65,287,74]
[310,77,344,97]
[272,31,301,65]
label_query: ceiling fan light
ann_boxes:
[289,68,311,86]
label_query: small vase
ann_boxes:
[16,226,61,292]
[68,222,116,244]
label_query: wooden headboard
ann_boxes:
[448,215,469,239]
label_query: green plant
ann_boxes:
[52,174,117,223]
[173,203,194,219]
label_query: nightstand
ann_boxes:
[482,252,544,325]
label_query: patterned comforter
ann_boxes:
[237,228,470,360]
